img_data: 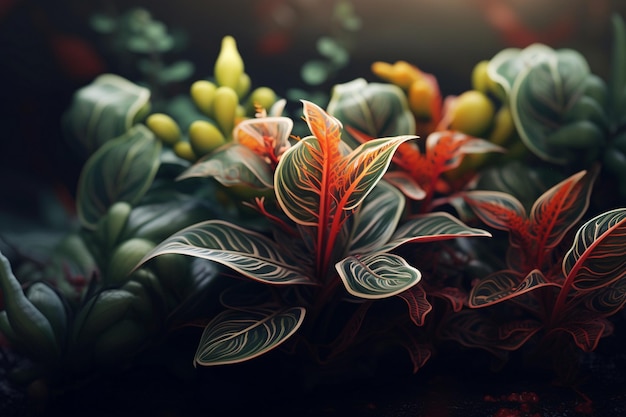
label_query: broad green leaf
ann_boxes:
[77,124,162,229]
[336,253,421,299]
[349,180,404,254]
[63,74,151,155]
[463,191,527,235]
[327,78,415,147]
[487,44,555,94]
[469,269,559,308]
[26,282,68,346]
[137,220,313,285]
[194,306,306,366]
[177,143,274,189]
[563,208,626,291]
[529,169,596,251]
[120,191,214,243]
[511,48,591,164]
[378,212,492,254]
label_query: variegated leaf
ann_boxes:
[137,220,313,285]
[177,143,273,188]
[497,319,542,350]
[529,169,596,251]
[463,190,527,234]
[349,180,404,254]
[397,285,432,326]
[194,307,306,366]
[548,319,609,352]
[336,253,421,299]
[564,208,626,291]
[383,171,426,200]
[469,269,559,308]
[233,116,293,161]
[378,212,491,254]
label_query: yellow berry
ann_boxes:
[213,86,239,136]
[145,113,181,145]
[189,120,226,156]
[235,73,251,99]
[247,86,277,114]
[173,141,197,162]
[190,80,217,116]
[449,90,495,137]
[408,79,435,119]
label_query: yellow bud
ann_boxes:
[235,72,251,99]
[214,36,244,90]
[173,141,197,162]
[213,86,239,136]
[471,60,490,93]
[247,86,277,114]
[145,113,181,145]
[449,90,495,137]
[372,60,421,89]
[488,105,515,145]
[190,80,217,116]
[408,79,435,119]
[189,120,226,156]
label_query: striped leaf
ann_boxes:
[336,253,421,299]
[194,306,305,366]
[137,220,313,285]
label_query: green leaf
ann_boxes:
[26,283,68,347]
[77,124,162,229]
[194,306,306,366]
[378,212,492,254]
[564,208,626,292]
[137,220,313,285]
[157,60,195,84]
[327,78,415,147]
[463,190,527,233]
[63,74,151,156]
[487,44,555,94]
[336,253,421,299]
[177,143,273,189]
[511,48,592,164]
[349,180,404,254]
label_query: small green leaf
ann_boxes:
[336,253,421,299]
[63,74,151,156]
[194,307,306,366]
[177,143,273,188]
[77,124,162,229]
[327,78,415,147]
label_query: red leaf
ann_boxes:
[550,319,610,352]
[397,285,432,326]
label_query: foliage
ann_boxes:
[2,9,626,401]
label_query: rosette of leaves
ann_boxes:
[327,78,504,211]
[487,14,626,198]
[442,168,626,380]
[135,101,491,370]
